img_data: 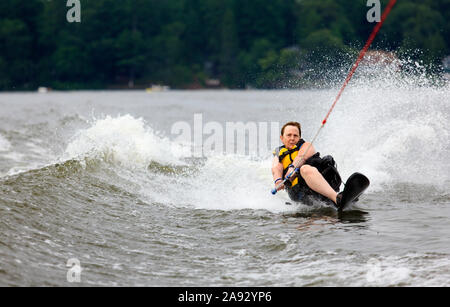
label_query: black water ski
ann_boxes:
[336,172,370,211]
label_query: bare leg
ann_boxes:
[300,165,338,204]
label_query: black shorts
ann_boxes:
[286,183,332,206]
[285,157,341,205]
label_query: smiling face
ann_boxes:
[280,125,300,149]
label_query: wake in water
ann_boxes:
[1,63,449,287]
[63,114,190,168]
[43,80,450,213]
[58,114,287,213]
[0,58,448,215]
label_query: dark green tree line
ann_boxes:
[0,0,448,90]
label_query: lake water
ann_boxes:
[1,77,449,286]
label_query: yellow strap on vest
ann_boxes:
[278,146,299,187]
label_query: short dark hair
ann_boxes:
[281,122,301,137]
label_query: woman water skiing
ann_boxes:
[271,121,344,207]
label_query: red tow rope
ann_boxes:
[322,0,397,125]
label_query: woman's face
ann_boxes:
[280,125,300,149]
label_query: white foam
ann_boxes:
[364,257,411,286]
[62,115,296,213]
[316,78,450,190]
[0,134,11,152]
[146,154,294,213]
[63,114,190,168]
[230,252,450,286]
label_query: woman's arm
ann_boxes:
[271,156,285,190]
[272,155,283,181]
[292,142,316,168]
[284,142,316,181]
